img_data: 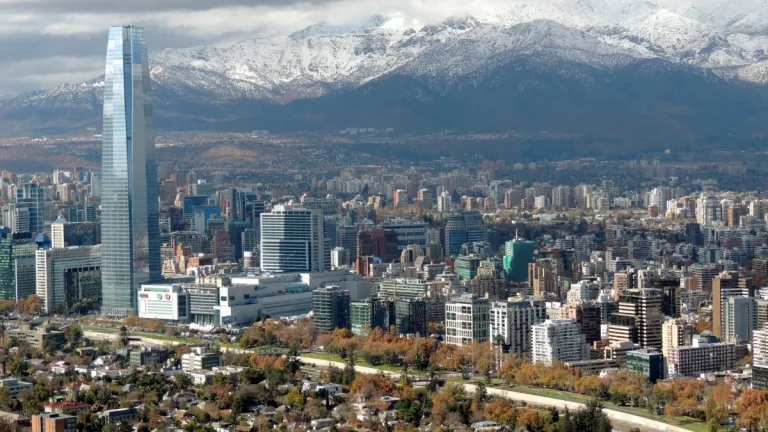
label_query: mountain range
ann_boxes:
[3,0,768,141]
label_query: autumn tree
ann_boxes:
[736,389,768,431]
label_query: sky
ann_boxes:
[0,0,521,97]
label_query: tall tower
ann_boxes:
[101,26,161,316]
[260,206,327,273]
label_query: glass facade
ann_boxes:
[101,26,161,316]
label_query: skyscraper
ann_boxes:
[503,238,535,282]
[15,184,45,235]
[101,26,161,316]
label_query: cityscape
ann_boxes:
[3,2,768,432]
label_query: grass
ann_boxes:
[82,326,201,344]
[83,326,117,334]
[486,383,708,432]
[301,352,403,373]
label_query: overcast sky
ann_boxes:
[0,0,522,97]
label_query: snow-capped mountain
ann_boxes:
[4,0,768,137]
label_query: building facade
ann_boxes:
[531,319,588,365]
[101,26,161,316]
[260,206,328,273]
[489,300,546,356]
[445,295,490,346]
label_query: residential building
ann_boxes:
[723,296,758,344]
[563,302,602,344]
[667,336,736,377]
[489,300,546,355]
[531,319,588,365]
[661,319,695,358]
[445,295,490,346]
[0,378,33,399]
[101,26,161,316]
[712,272,755,339]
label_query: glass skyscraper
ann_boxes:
[101,26,161,316]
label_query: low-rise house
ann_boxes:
[51,361,71,375]
[90,367,130,380]
[311,418,334,430]
[0,410,29,427]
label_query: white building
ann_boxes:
[137,284,188,321]
[445,294,490,346]
[260,206,329,273]
[723,296,757,344]
[531,319,588,365]
[489,300,546,356]
[566,280,601,303]
[330,247,350,269]
[181,347,221,371]
[35,246,101,314]
[753,324,768,366]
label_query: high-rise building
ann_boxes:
[445,294,490,346]
[417,189,433,209]
[395,298,427,336]
[337,225,358,262]
[489,300,546,355]
[350,298,393,335]
[312,286,350,333]
[393,189,408,209]
[101,26,161,316]
[331,247,350,269]
[36,246,101,314]
[502,238,535,282]
[563,302,602,344]
[712,272,754,339]
[661,318,695,359]
[260,206,328,273]
[609,289,663,349]
[357,229,399,263]
[651,277,682,318]
[15,183,45,234]
[723,296,758,344]
[531,319,588,365]
[380,220,428,251]
[627,348,664,382]
[444,211,487,256]
[0,234,37,300]
[51,218,101,249]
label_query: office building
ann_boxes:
[336,225,358,262]
[331,247,351,269]
[393,189,408,209]
[381,220,428,251]
[444,211,486,256]
[0,234,37,300]
[417,189,433,209]
[129,347,170,366]
[445,295,490,346]
[181,347,221,370]
[723,296,758,344]
[712,272,755,339]
[502,239,535,283]
[425,242,444,264]
[313,286,351,333]
[667,336,736,377]
[350,298,393,335]
[15,183,45,234]
[2,324,65,350]
[563,302,602,344]
[137,284,189,321]
[32,413,77,432]
[35,246,101,314]
[101,26,161,316]
[261,206,328,273]
[531,319,588,365]
[609,289,663,349]
[357,229,399,263]
[456,256,482,281]
[627,348,664,382]
[489,300,546,355]
[51,219,101,249]
[395,298,427,336]
[651,277,681,318]
[661,318,695,358]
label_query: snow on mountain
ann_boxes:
[8,0,768,115]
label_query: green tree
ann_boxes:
[64,325,83,347]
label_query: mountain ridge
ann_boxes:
[3,1,768,138]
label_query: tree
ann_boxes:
[64,325,83,347]
[736,389,768,430]
[22,295,43,315]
